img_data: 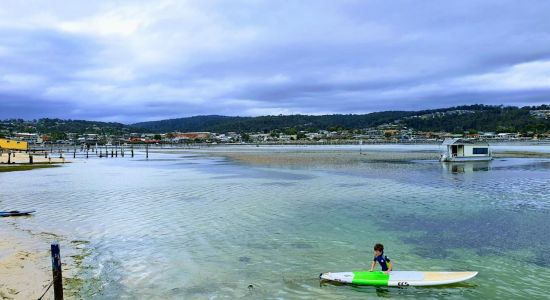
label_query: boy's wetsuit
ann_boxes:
[374,252,391,271]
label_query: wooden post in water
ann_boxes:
[131,146,134,158]
[51,242,64,300]
[146,143,149,159]
[86,149,89,159]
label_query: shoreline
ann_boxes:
[0,223,52,299]
[0,220,88,299]
[0,153,67,173]
[0,164,60,173]
[178,147,550,167]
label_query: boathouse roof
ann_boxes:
[442,138,489,146]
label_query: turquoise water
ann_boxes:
[1,148,550,299]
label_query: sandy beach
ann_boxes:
[0,152,67,164]
[0,152,66,173]
[0,220,88,300]
[0,223,52,299]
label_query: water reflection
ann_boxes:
[442,161,491,173]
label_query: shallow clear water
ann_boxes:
[1,148,550,299]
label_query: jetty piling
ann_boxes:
[50,242,64,300]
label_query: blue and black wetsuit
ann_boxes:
[373,253,391,271]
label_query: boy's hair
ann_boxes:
[374,243,384,252]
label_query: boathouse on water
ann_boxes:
[440,138,492,162]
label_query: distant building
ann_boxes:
[14,132,40,144]
[174,132,211,140]
[0,138,28,151]
[440,138,492,162]
[530,110,550,119]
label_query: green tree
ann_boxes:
[284,127,297,135]
[242,133,251,142]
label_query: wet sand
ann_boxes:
[0,224,51,299]
[0,221,86,299]
[493,151,550,158]
[215,150,438,167]
[182,146,550,167]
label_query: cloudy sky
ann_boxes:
[1,0,550,123]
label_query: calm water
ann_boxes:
[1,147,550,299]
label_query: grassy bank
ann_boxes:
[0,164,60,173]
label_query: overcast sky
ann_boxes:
[1,1,549,123]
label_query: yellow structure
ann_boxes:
[0,138,28,151]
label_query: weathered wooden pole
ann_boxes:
[146,143,149,159]
[131,146,134,158]
[51,242,64,300]
[7,151,11,164]
[86,149,89,159]
[29,154,33,164]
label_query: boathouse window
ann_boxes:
[473,147,488,154]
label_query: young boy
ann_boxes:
[369,243,393,273]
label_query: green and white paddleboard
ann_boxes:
[320,271,477,286]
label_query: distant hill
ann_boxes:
[132,111,412,133]
[0,118,143,139]
[132,105,550,133]
[2,105,549,136]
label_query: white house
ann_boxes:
[440,138,492,162]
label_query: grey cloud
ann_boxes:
[0,0,549,122]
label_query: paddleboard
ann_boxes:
[0,210,36,217]
[320,271,477,286]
